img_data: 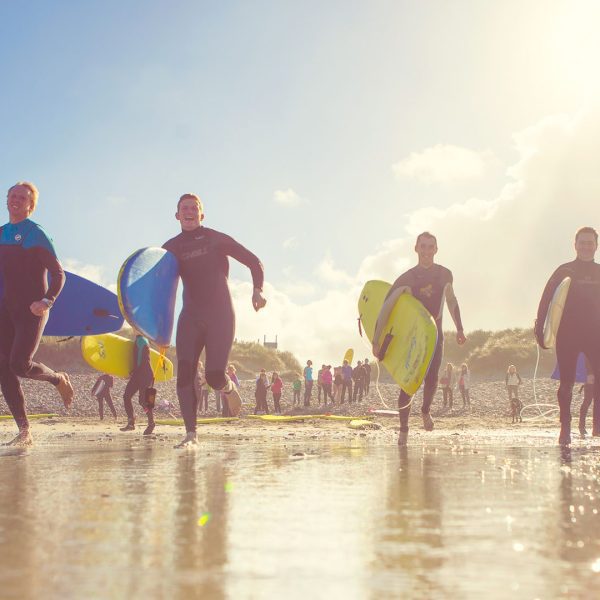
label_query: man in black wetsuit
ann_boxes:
[0,182,74,446]
[535,226,600,446]
[373,232,466,446]
[163,193,266,447]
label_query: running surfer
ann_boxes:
[162,193,266,448]
[372,231,466,446]
[0,182,74,446]
[534,226,600,446]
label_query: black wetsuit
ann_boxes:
[123,336,154,424]
[385,264,463,431]
[536,259,600,436]
[92,373,116,419]
[163,226,263,433]
[0,219,65,430]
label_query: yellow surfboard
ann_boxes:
[343,348,354,365]
[543,277,571,349]
[358,280,438,395]
[81,333,174,381]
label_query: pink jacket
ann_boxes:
[271,378,283,394]
[321,370,333,385]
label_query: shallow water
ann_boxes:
[1,435,600,599]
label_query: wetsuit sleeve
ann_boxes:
[33,243,65,304]
[443,273,464,332]
[217,233,265,290]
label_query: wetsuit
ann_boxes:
[163,226,263,434]
[92,373,116,419]
[385,264,463,431]
[0,219,65,430]
[536,259,600,437]
[123,335,154,423]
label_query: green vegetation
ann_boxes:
[442,328,555,379]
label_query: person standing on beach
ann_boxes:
[120,333,155,435]
[340,359,353,403]
[363,358,372,395]
[458,363,471,409]
[163,193,266,447]
[373,231,466,446]
[92,373,116,420]
[303,360,313,406]
[270,371,283,414]
[535,227,600,446]
[292,374,302,406]
[440,363,455,409]
[0,182,74,446]
[352,360,366,403]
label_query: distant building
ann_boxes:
[263,335,278,349]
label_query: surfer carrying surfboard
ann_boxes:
[163,193,266,448]
[372,232,466,446]
[0,182,74,446]
[535,226,600,446]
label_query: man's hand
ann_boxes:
[30,300,50,317]
[252,288,267,312]
[456,330,467,346]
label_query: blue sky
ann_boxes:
[2,1,600,363]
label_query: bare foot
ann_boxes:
[56,372,74,409]
[174,432,198,449]
[5,429,33,447]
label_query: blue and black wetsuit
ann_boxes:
[385,264,463,430]
[536,259,600,436]
[163,226,264,433]
[0,218,65,430]
[123,335,154,424]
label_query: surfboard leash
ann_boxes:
[521,342,558,422]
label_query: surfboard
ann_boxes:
[0,271,123,336]
[368,409,399,417]
[343,348,354,365]
[247,414,312,422]
[358,280,438,396]
[543,277,571,349]
[81,333,174,381]
[0,413,58,420]
[155,417,239,426]
[348,419,382,430]
[118,247,179,347]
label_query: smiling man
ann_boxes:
[163,193,266,448]
[373,231,466,446]
[0,182,74,446]
[535,227,600,446]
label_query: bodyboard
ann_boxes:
[81,333,174,381]
[118,247,179,347]
[358,280,438,395]
[0,270,123,336]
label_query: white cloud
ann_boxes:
[315,256,354,286]
[273,188,305,207]
[282,236,298,249]
[233,109,600,367]
[393,144,497,184]
[62,259,118,293]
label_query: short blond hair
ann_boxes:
[177,193,203,212]
[8,181,39,209]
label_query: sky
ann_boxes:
[2,0,600,367]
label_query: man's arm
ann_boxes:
[444,282,466,345]
[220,233,266,311]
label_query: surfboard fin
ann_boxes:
[377,332,394,361]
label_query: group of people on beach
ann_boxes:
[1,180,599,448]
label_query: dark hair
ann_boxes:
[416,231,437,245]
[575,226,598,243]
